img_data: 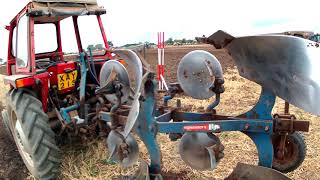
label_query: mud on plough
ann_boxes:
[95,30,320,179]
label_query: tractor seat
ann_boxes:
[36,68,47,74]
[36,58,57,72]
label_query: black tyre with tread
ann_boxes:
[1,109,13,141]
[272,132,306,173]
[7,89,60,179]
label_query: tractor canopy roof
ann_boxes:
[11,0,106,23]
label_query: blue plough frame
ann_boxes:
[100,77,277,175]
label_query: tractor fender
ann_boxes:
[4,73,50,112]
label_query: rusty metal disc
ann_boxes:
[106,130,139,168]
[99,60,130,104]
[179,132,223,170]
[177,50,223,99]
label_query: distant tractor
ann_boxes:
[309,34,320,42]
[283,31,320,42]
[0,0,128,179]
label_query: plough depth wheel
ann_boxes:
[272,132,306,173]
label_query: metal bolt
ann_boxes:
[122,150,129,156]
[120,143,128,149]
[244,123,250,130]
[265,126,269,132]
[276,150,285,159]
[177,99,181,108]
[290,115,296,120]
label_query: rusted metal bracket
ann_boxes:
[273,114,309,133]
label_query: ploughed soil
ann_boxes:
[142,44,235,83]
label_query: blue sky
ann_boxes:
[0,0,320,59]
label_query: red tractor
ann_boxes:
[1,0,130,179]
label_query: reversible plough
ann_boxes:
[99,30,318,179]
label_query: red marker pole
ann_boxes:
[161,32,165,90]
[157,32,162,90]
[157,32,165,90]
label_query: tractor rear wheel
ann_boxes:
[272,132,306,173]
[1,109,13,141]
[7,89,61,179]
